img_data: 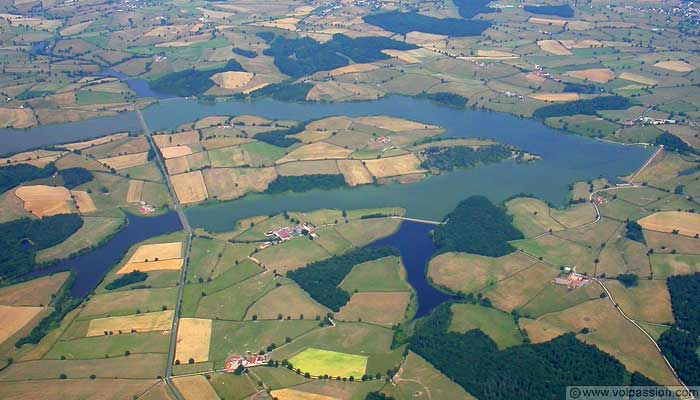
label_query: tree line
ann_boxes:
[420,145,512,171]
[264,174,347,194]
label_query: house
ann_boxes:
[224,354,269,373]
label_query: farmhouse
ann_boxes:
[554,269,592,289]
[224,354,269,372]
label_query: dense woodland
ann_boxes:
[453,0,499,19]
[420,145,511,171]
[248,82,314,102]
[287,246,399,311]
[364,11,491,36]
[0,163,57,193]
[59,167,93,189]
[533,96,632,119]
[625,220,646,244]
[150,59,245,97]
[264,174,347,194]
[655,132,696,154]
[418,92,468,108]
[105,271,148,290]
[0,215,83,281]
[254,122,305,147]
[232,47,256,58]
[432,196,523,257]
[523,4,574,18]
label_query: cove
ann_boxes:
[366,221,453,318]
[22,212,182,298]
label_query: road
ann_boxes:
[137,107,190,400]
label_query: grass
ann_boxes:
[339,256,410,293]
[0,353,167,380]
[244,283,330,321]
[289,348,368,378]
[449,303,523,349]
[386,351,476,400]
[605,280,674,324]
[312,226,354,255]
[518,284,602,318]
[336,218,402,248]
[35,216,124,263]
[79,287,178,319]
[515,235,596,274]
[254,238,330,274]
[336,292,411,326]
[209,373,258,400]
[482,262,560,312]
[194,272,278,320]
[187,237,226,283]
[75,90,127,105]
[650,254,700,278]
[249,365,310,390]
[44,331,170,359]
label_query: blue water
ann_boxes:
[367,221,454,318]
[97,69,175,100]
[23,212,182,298]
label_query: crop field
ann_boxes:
[277,142,354,163]
[0,305,44,344]
[363,154,425,179]
[336,292,411,326]
[566,68,616,83]
[337,159,375,186]
[638,211,700,237]
[98,152,149,170]
[653,60,695,72]
[0,379,159,400]
[290,348,368,378]
[173,375,219,400]
[175,318,212,364]
[171,171,208,204]
[271,388,336,400]
[160,146,193,159]
[124,242,182,263]
[86,310,174,336]
[245,284,330,321]
[15,185,73,217]
[0,272,68,307]
[70,190,96,214]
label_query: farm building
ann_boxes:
[224,354,269,373]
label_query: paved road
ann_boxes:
[137,107,190,400]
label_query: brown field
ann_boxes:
[485,263,560,312]
[210,71,254,89]
[129,242,183,263]
[559,39,604,49]
[405,31,448,44]
[639,211,700,237]
[606,280,674,324]
[165,156,190,175]
[328,63,379,77]
[0,150,65,167]
[363,154,424,178]
[153,131,199,148]
[171,171,208,204]
[654,60,695,72]
[71,190,96,213]
[175,318,212,363]
[537,40,572,56]
[619,72,657,86]
[0,379,158,400]
[254,17,300,31]
[0,305,44,344]
[271,389,336,400]
[0,272,68,307]
[337,160,374,186]
[60,20,94,36]
[61,133,129,151]
[381,49,420,64]
[202,167,277,200]
[276,160,340,176]
[530,93,580,102]
[0,107,37,128]
[127,180,145,203]
[336,292,410,326]
[566,68,615,83]
[15,185,73,217]
[117,259,184,274]
[245,284,329,320]
[356,116,433,132]
[86,310,174,336]
[160,146,193,159]
[173,375,219,400]
[98,152,149,170]
[518,318,567,344]
[530,17,568,27]
[277,142,353,163]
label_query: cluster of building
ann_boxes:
[224,354,269,373]
[137,201,156,215]
[258,223,315,249]
[554,267,592,289]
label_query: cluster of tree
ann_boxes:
[264,174,347,194]
[625,220,646,244]
[658,273,700,385]
[453,0,499,19]
[287,246,400,310]
[533,96,631,119]
[232,47,256,58]
[263,34,415,78]
[363,11,491,36]
[655,132,695,155]
[418,92,468,108]
[254,122,305,147]
[150,59,245,97]
[405,303,639,399]
[432,196,523,257]
[0,163,57,193]
[0,214,84,281]
[420,145,512,171]
[563,82,601,94]
[365,393,394,400]
[59,167,93,189]
[248,82,314,102]
[104,271,148,290]
[523,4,574,18]
[616,273,639,288]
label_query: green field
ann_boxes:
[289,348,368,378]
[340,256,410,293]
[449,304,523,349]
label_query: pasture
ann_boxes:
[336,292,411,326]
[449,304,523,349]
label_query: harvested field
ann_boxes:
[518,318,567,344]
[0,305,43,344]
[165,157,190,175]
[566,68,615,83]
[537,40,572,55]
[277,142,353,163]
[173,375,219,400]
[395,351,475,400]
[289,348,367,378]
[606,280,673,324]
[15,185,73,217]
[175,318,212,363]
[0,379,158,400]
[98,152,149,170]
[336,292,410,326]
[129,242,183,263]
[71,190,96,213]
[363,154,424,178]
[210,71,254,89]
[0,108,37,128]
[153,131,199,148]
[337,160,373,186]
[639,211,700,237]
[0,149,65,167]
[160,146,193,159]
[245,284,329,320]
[202,167,277,200]
[86,310,173,336]
[0,272,68,307]
[654,61,695,72]
[619,72,657,86]
[117,259,184,274]
[381,49,419,64]
[530,93,580,102]
[530,17,568,27]
[61,133,129,151]
[356,116,432,132]
[328,63,379,77]
[276,160,340,176]
[171,171,208,204]
[126,180,144,203]
[271,388,336,400]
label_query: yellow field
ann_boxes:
[530,93,580,102]
[289,348,367,378]
[70,190,96,214]
[98,152,149,170]
[160,145,193,159]
[336,292,410,325]
[117,259,184,274]
[537,40,572,55]
[254,17,300,31]
[518,318,567,344]
[0,107,37,128]
[15,185,73,217]
[129,242,183,263]
[363,154,424,178]
[175,318,212,363]
[356,116,432,132]
[0,272,68,307]
[381,49,420,64]
[559,39,604,49]
[0,149,65,167]
[337,160,373,186]
[171,170,208,204]
[86,310,174,336]
[530,17,568,27]
[619,72,658,86]
[271,389,337,400]
[277,142,353,163]
[276,160,340,176]
[126,180,144,203]
[328,63,379,77]
[654,60,695,72]
[0,305,43,344]
[210,71,254,89]
[639,211,700,237]
[61,133,129,151]
[153,130,199,147]
[165,156,190,175]
[566,68,615,83]
[173,376,219,400]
